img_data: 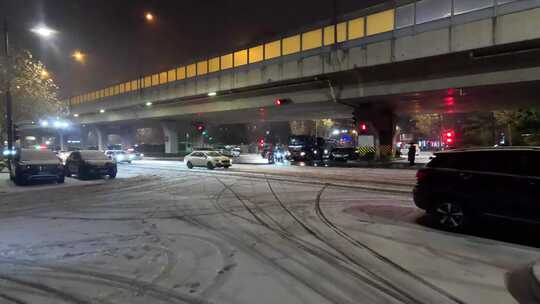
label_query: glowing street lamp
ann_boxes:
[145,12,155,22]
[72,50,85,63]
[40,69,50,79]
[31,25,57,38]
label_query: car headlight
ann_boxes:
[140,153,144,157]
[300,152,306,156]
[313,150,318,154]
[324,149,329,154]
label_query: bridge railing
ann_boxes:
[67,0,526,110]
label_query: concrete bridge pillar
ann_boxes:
[161,122,179,154]
[353,105,397,160]
[80,127,90,149]
[94,126,108,151]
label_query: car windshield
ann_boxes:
[19,149,58,161]
[80,151,110,160]
[205,152,221,157]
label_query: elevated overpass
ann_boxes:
[66,0,540,154]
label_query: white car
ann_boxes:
[185,151,232,170]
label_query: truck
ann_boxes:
[287,135,330,161]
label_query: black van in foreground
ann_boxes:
[414,147,540,231]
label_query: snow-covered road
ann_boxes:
[0,162,538,303]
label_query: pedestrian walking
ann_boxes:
[408,143,417,166]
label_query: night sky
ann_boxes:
[1,0,385,98]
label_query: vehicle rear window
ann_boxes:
[19,149,58,161]
[427,154,461,169]
[429,151,516,174]
[80,151,109,160]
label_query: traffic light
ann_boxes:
[442,129,456,145]
[195,123,205,133]
[13,124,20,141]
[258,138,265,148]
[358,122,368,134]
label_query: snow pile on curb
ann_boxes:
[532,262,540,301]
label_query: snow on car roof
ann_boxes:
[19,149,58,161]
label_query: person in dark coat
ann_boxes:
[408,143,417,166]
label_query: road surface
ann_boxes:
[0,160,538,303]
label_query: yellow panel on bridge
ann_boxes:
[302,29,322,50]
[348,17,365,40]
[367,9,395,36]
[167,69,176,82]
[177,67,186,80]
[209,57,220,73]
[234,50,248,67]
[187,64,197,78]
[151,74,159,86]
[282,35,301,55]
[159,72,168,84]
[264,40,281,59]
[249,45,264,63]
[143,76,152,88]
[197,61,208,76]
[221,54,233,70]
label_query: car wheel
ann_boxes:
[207,162,215,170]
[109,170,117,179]
[128,160,132,164]
[186,161,194,169]
[57,175,65,184]
[65,167,72,177]
[433,201,469,231]
[224,165,230,169]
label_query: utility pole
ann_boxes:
[3,19,13,154]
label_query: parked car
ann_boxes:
[9,148,65,185]
[105,150,132,163]
[329,147,359,162]
[65,150,117,179]
[185,151,232,170]
[413,147,540,231]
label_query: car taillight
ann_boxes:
[416,170,428,181]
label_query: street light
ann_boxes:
[72,50,85,63]
[40,69,50,79]
[145,12,155,22]
[30,25,57,38]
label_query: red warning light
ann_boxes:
[442,129,455,145]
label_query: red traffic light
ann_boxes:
[360,123,367,131]
[275,99,282,106]
[195,124,205,133]
[258,138,265,147]
[442,129,455,145]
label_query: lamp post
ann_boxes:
[3,20,13,155]
[3,22,56,158]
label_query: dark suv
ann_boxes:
[413,147,540,231]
